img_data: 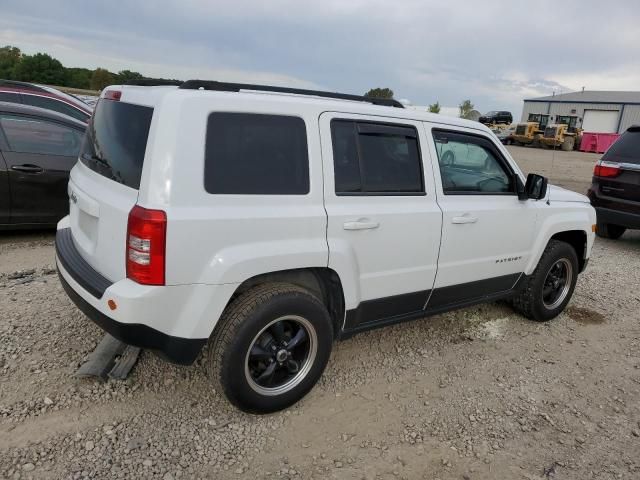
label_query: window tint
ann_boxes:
[433,130,513,194]
[0,114,83,156]
[331,120,424,195]
[0,92,21,103]
[80,100,153,189]
[602,130,640,164]
[205,113,309,195]
[22,94,89,122]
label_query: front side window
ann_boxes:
[433,130,513,194]
[22,94,89,122]
[205,113,309,195]
[0,114,83,156]
[331,120,424,195]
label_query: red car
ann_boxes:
[0,80,92,123]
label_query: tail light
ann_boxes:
[593,162,620,178]
[126,205,166,285]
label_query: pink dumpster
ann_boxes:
[580,132,621,154]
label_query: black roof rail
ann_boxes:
[123,79,183,86]
[0,79,48,92]
[178,80,405,108]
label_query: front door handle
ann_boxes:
[343,220,380,230]
[11,164,44,173]
[452,215,478,224]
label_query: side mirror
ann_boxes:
[525,173,548,200]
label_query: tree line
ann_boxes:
[0,45,170,91]
[1,46,478,117]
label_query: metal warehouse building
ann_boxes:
[521,91,640,134]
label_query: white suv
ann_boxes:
[55,81,596,413]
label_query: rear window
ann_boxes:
[603,129,640,164]
[80,100,153,189]
[204,113,309,195]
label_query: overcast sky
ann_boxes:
[1,0,638,117]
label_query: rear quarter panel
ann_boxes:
[141,93,329,286]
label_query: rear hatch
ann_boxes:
[594,127,640,206]
[68,92,154,282]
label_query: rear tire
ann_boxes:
[511,240,579,322]
[207,283,334,413]
[596,222,626,239]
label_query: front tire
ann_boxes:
[207,283,333,413]
[512,240,579,321]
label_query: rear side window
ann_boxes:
[331,120,424,195]
[80,100,153,189]
[0,114,83,156]
[22,94,89,122]
[603,129,640,164]
[205,113,309,195]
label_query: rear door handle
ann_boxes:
[343,220,380,230]
[11,164,44,173]
[452,215,478,224]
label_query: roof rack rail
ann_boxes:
[0,79,48,92]
[123,79,183,86]
[178,80,405,108]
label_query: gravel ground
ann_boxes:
[1,148,639,479]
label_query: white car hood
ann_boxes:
[548,184,589,203]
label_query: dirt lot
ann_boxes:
[1,147,639,480]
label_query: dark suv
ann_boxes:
[479,111,513,125]
[588,125,640,239]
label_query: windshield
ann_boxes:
[80,99,153,189]
[484,111,498,116]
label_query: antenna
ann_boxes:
[549,125,559,204]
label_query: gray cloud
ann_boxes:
[1,0,638,117]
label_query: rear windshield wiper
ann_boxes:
[82,154,120,182]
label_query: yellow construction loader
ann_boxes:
[539,124,583,151]
[509,122,543,147]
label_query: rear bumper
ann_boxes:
[57,270,205,364]
[595,207,640,229]
[54,225,237,365]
